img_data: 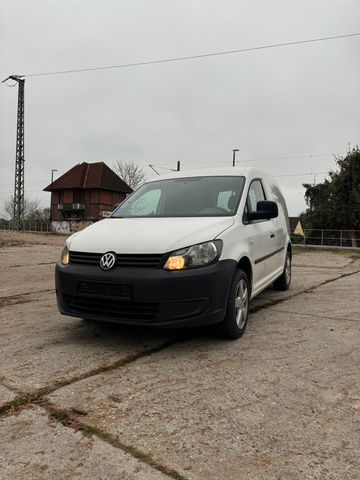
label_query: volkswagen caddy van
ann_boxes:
[56,168,291,339]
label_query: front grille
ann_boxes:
[63,294,160,322]
[69,251,164,268]
[70,251,101,265]
[117,254,164,268]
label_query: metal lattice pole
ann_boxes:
[10,76,26,231]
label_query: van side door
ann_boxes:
[243,179,276,293]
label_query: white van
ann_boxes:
[56,168,291,339]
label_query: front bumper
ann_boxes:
[55,259,236,327]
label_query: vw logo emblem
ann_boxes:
[100,252,116,271]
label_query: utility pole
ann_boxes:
[2,75,25,231]
[232,148,239,167]
[49,169,58,228]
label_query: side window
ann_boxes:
[247,179,266,213]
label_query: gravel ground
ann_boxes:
[0,231,359,480]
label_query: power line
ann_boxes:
[19,32,360,78]
[170,152,342,169]
[0,190,43,194]
[274,171,328,177]
[0,171,330,194]
[0,178,49,187]
[241,152,344,163]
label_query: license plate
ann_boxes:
[78,281,132,299]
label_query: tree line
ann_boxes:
[301,147,360,246]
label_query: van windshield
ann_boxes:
[112,176,245,218]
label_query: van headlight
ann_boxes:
[61,244,70,265]
[163,240,222,271]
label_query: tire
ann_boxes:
[217,269,250,340]
[273,250,291,291]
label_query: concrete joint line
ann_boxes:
[0,288,54,300]
[267,306,359,323]
[7,261,56,268]
[37,399,189,480]
[0,338,182,415]
[0,289,55,308]
[293,265,351,270]
[250,269,360,315]
[30,338,179,399]
[0,394,189,480]
[0,338,191,479]
[303,269,360,292]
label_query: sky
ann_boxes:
[0,0,359,216]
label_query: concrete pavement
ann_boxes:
[0,231,359,479]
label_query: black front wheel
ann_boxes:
[217,269,250,340]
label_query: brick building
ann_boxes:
[44,162,132,233]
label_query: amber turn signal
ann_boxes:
[164,255,186,270]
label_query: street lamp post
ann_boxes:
[49,169,58,231]
[232,149,239,167]
[51,169,58,184]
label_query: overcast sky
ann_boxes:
[0,0,359,216]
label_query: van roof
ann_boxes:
[146,166,268,182]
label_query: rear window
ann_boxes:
[112,176,245,218]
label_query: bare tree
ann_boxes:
[113,159,146,190]
[2,195,41,220]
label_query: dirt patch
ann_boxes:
[0,231,67,248]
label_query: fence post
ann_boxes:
[340,230,343,247]
[321,230,324,246]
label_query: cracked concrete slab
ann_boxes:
[0,267,350,393]
[0,291,176,393]
[292,249,360,270]
[251,251,360,309]
[270,272,360,321]
[2,241,344,394]
[0,244,60,268]
[251,266,345,308]
[47,274,360,480]
[1,233,359,480]
[0,231,66,249]
[0,406,169,480]
[0,264,57,297]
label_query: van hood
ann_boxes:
[67,217,234,254]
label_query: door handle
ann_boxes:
[270,233,275,238]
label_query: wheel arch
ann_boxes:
[287,241,292,258]
[236,255,253,294]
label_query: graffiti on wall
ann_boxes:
[51,221,93,234]
[71,221,92,232]
[52,221,70,234]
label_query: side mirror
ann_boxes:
[248,200,278,221]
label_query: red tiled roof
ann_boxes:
[43,162,132,193]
